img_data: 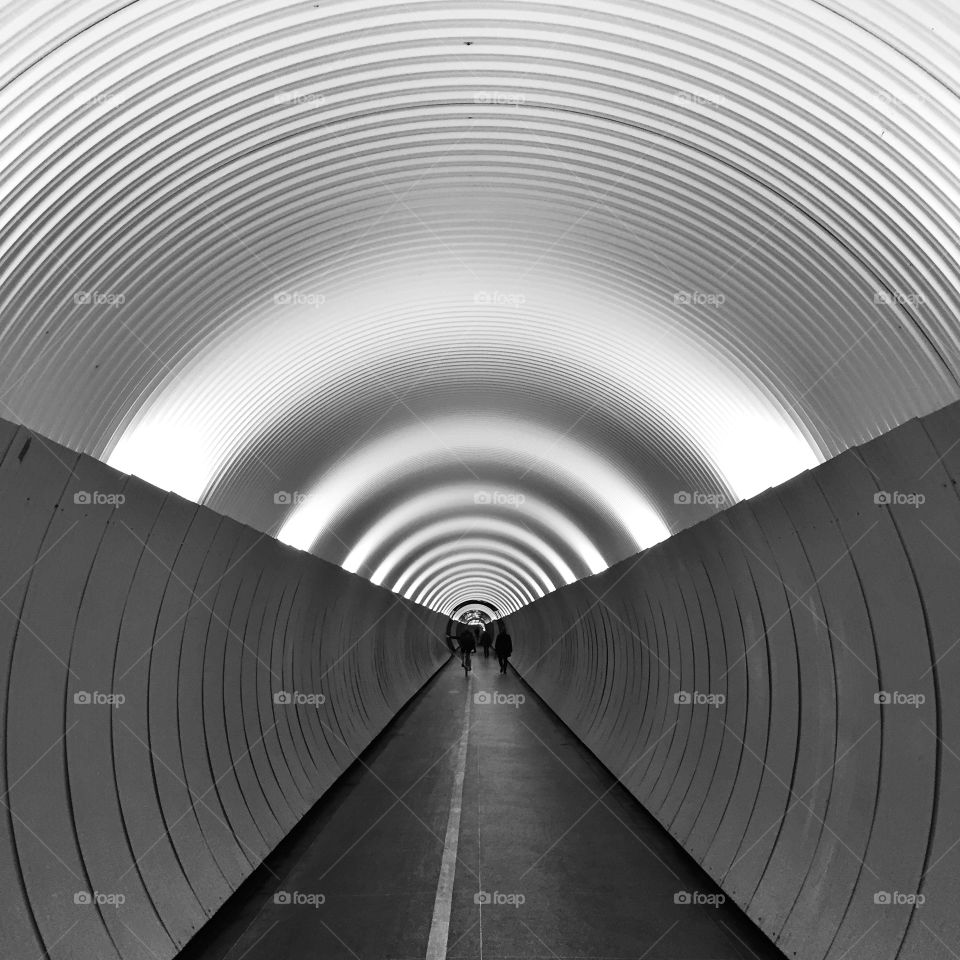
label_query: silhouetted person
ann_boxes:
[457,625,476,670]
[480,626,493,658]
[494,628,512,674]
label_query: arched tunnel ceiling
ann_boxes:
[2,0,960,615]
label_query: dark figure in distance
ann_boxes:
[494,628,512,674]
[457,625,476,671]
[480,625,493,658]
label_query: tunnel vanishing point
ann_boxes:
[2,3,960,959]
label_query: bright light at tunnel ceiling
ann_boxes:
[342,483,608,576]
[369,515,578,591]
[394,537,556,596]
[108,415,213,501]
[275,416,672,555]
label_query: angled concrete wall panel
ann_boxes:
[511,399,960,960]
[0,420,448,960]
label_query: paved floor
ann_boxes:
[178,654,785,960]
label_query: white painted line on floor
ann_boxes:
[477,739,483,960]
[425,687,471,960]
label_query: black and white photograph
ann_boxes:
[0,1,957,958]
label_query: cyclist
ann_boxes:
[457,625,476,673]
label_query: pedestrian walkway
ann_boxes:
[178,655,785,959]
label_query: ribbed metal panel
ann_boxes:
[2,0,959,613]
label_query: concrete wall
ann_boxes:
[0,420,448,960]
[510,401,960,960]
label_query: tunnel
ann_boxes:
[1,1,959,958]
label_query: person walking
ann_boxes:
[480,625,493,658]
[494,627,512,674]
[457,624,476,673]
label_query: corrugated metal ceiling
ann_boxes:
[2,0,958,612]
